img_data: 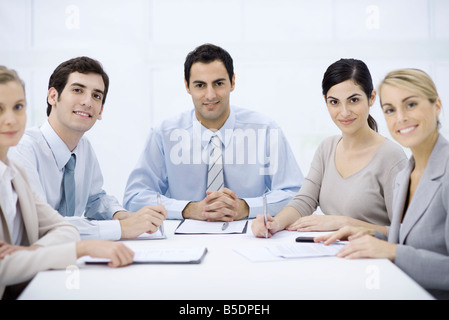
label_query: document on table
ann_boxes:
[175,219,248,234]
[234,246,285,262]
[266,242,346,259]
[234,242,347,262]
[131,228,166,240]
[84,247,208,264]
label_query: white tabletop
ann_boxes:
[18,220,433,300]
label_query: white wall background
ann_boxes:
[1,0,449,203]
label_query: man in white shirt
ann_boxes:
[124,44,303,221]
[10,57,166,240]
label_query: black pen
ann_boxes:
[295,236,315,243]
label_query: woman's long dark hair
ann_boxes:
[322,58,378,132]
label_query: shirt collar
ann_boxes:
[0,158,17,182]
[192,106,236,149]
[41,120,76,170]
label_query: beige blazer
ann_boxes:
[0,160,80,298]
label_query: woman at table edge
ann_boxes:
[0,66,134,300]
[252,58,407,238]
[317,68,449,300]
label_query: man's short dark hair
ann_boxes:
[184,44,234,87]
[47,56,109,116]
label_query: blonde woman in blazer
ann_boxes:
[388,135,449,298]
[0,66,134,299]
[0,161,80,299]
[317,69,449,299]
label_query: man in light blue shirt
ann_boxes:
[10,57,166,240]
[124,44,303,221]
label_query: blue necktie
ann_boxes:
[62,154,76,216]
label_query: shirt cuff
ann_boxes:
[97,220,122,240]
[167,200,190,219]
[243,197,291,219]
[107,205,126,219]
[242,197,260,219]
[66,217,122,240]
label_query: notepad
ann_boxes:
[84,247,208,264]
[174,219,248,234]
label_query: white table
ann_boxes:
[18,220,433,300]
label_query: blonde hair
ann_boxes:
[378,68,439,104]
[0,65,26,92]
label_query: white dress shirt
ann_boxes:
[8,120,124,240]
[124,106,304,219]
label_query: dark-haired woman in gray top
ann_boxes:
[252,59,407,238]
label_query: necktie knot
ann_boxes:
[210,135,221,148]
[66,154,76,171]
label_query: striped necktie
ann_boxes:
[207,135,224,191]
[61,154,76,216]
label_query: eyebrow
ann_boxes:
[326,93,362,101]
[70,82,104,95]
[0,99,26,107]
[402,95,418,102]
[347,93,362,100]
[192,78,227,85]
[381,95,419,108]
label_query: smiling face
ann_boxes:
[0,80,27,162]
[48,72,104,147]
[185,60,235,130]
[325,79,376,135]
[380,84,441,151]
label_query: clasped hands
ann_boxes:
[183,188,249,222]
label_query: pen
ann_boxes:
[222,222,229,231]
[263,194,268,238]
[157,192,165,237]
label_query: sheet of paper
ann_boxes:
[234,241,348,262]
[84,247,208,264]
[131,228,166,240]
[175,219,248,234]
[266,242,347,259]
[234,247,284,262]
[269,230,333,240]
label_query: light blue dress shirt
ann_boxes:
[9,120,124,240]
[124,106,304,219]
